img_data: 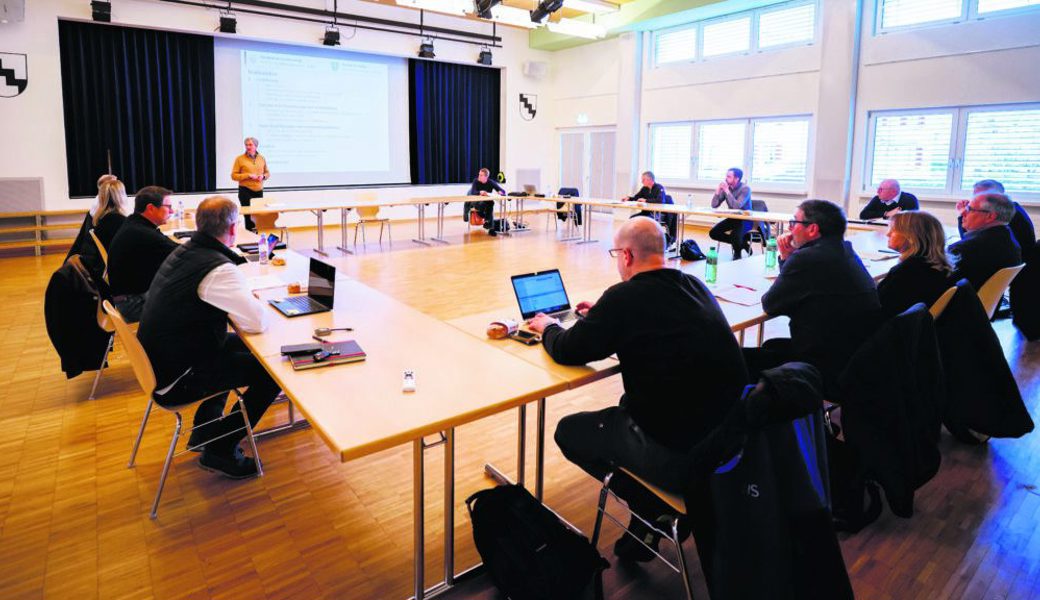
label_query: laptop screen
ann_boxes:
[512,270,571,320]
[308,258,336,307]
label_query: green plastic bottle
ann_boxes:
[765,237,778,270]
[705,246,718,284]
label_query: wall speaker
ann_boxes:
[522,61,549,80]
[0,0,25,23]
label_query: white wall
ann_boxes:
[0,0,555,225]
[545,0,1040,226]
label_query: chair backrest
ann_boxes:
[928,286,958,320]
[88,229,109,266]
[357,205,381,220]
[248,197,280,231]
[102,300,156,397]
[557,187,580,197]
[977,264,1025,319]
[751,199,769,212]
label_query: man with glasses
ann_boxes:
[745,199,880,397]
[957,179,1035,252]
[527,216,747,565]
[107,185,180,322]
[949,192,1022,290]
[859,179,918,220]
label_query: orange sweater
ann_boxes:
[231,153,270,192]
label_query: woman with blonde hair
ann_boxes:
[90,178,129,249]
[878,210,953,318]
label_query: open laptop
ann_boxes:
[511,269,579,327]
[269,258,336,317]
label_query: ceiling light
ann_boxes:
[563,0,618,14]
[477,47,493,65]
[219,13,237,33]
[489,5,538,28]
[474,0,500,19]
[545,17,606,38]
[90,0,111,22]
[418,40,436,58]
[530,0,564,23]
[323,26,340,46]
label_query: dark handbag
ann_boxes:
[467,485,607,600]
[680,239,707,261]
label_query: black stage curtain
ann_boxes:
[58,20,216,196]
[409,60,500,185]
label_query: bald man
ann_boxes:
[528,217,748,564]
[860,179,919,220]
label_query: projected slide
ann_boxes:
[241,50,389,174]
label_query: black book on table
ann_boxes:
[288,340,366,371]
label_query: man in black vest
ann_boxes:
[949,191,1022,291]
[107,185,179,322]
[138,196,280,479]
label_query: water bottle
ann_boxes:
[765,236,778,270]
[705,246,718,284]
[686,194,693,209]
[258,233,269,266]
[176,199,185,228]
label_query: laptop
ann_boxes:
[522,184,538,195]
[511,269,579,326]
[269,258,336,317]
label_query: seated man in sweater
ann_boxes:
[106,185,179,322]
[859,179,919,220]
[527,217,747,563]
[708,167,754,260]
[622,171,676,244]
[743,199,881,397]
[949,192,1022,291]
[957,179,1035,252]
[138,196,281,479]
[464,167,506,236]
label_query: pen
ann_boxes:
[733,284,756,291]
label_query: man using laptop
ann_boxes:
[527,217,748,565]
[138,196,281,479]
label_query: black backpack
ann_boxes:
[467,485,608,600]
[680,239,707,261]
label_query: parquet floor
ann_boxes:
[0,213,1036,599]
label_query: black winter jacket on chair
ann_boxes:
[44,255,112,379]
[838,303,944,518]
[1010,238,1040,340]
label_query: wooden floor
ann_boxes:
[1,213,1037,599]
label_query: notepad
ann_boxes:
[288,340,367,371]
[247,274,287,292]
[711,284,765,307]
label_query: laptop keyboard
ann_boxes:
[549,309,577,322]
[282,296,320,311]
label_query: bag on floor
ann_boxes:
[680,239,707,261]
[469,208,485,227]
[467,485,607,600]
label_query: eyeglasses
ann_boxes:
[608,248,626,258]
[161,203,174,210]
[964,206,992,214]
[788,219,811,228]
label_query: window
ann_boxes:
[866,104,1040,197]
[758,2,816,49]
[647,115,811,186]
[702,16,751,58]
[654,26,697,65]
[877,0,1040,32]
[697,122,746,179]
[650,124,693,180]
[752,119,810,184]
[652,0,816,67]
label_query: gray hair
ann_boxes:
[973,179,1004,194]
[195,195,239,237]
[617,216,666,258]
[641,171,656,182]
[244,137,259,146]
[976,192,1015,224]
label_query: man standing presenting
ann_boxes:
[708,167,754,260]
[859,179,919,220]
[231,137,270,232]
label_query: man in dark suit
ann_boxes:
[949,192,1022,291]
[859,179,919,220]
[957,179,1035,253]
[744,199,881,396]
[107,185,180,322]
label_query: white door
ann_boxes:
[558,128,616,211]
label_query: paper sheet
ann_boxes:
[710,284,765,306]
[247,274,288,291]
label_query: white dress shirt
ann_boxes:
[197,263,270,333]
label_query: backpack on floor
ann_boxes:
[467,485,607,600]
[680,239,707,261]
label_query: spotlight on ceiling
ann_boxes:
[477,47,493,66]
[418,40,435,59]
[323,26,340,46]
[529,0,564,23]
[474,0,501,19]
[90,0,111,22]
[219,13,237,33]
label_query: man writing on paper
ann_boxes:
[527,217,747,564]
[231,137,270,232]
[464,167,506,236]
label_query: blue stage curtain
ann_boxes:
[409,59,500,185]
[58,20,216,197]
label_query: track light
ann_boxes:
[474,0,500,19]
[529,0,564,23]
[323,26,340,46]
[219,13,237,33]
[418,39,435,59]
[90,0,111,22]
[477,47,493,66]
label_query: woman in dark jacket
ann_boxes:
[878,210,954,319]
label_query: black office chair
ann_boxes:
[553,187,582,229]
[746,199,771,251]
